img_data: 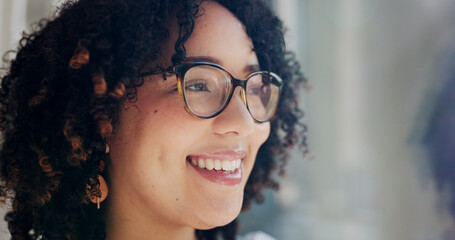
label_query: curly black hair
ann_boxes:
[0,0,307,239]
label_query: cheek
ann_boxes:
[129,86,188,136]
[245,122,271,173]
[254,122,271,147]
[109,89,184,167]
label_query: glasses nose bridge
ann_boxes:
[231,75,248,89]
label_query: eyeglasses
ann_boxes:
[139,62,282,122]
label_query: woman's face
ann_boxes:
[107,1,270,231]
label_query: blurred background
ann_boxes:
[1,0,455,239]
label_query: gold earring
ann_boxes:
[87,175,108,209]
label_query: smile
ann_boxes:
[189,157,241,173]
[186,150,246,186]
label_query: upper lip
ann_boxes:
[187,149,247,161]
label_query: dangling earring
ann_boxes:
[88,174,108,209]
[86,174,108,209]
[86,143,110,209]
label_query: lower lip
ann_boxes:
[188,160,242,186]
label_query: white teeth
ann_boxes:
[222,160,230,171]
[214,159,221,170]
[189,157,242,173]
[198,158,205,168]
[206,159,214,170]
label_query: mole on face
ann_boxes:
[153,109,158,114]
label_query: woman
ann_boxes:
[0,0,306,239]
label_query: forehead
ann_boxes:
[160,1,258,74]
[188,1,253,50]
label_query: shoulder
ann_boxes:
[237,231,277,240]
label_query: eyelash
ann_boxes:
[185,80,210,92]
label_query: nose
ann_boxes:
[211,86,255,136]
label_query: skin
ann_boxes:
[105,1,270,240]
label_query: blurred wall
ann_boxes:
[241,0,455,240]
[0,0,58,63]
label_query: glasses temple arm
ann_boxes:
[138,66,175,80]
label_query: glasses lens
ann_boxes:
[246,72,280,121]
[183,65,231,117]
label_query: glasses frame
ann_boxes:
[139,62,283,123]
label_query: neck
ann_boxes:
[105,199,197,240]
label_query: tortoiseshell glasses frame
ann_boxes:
[139,62,282,123]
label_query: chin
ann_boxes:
[193,205,242,230]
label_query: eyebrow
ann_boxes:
[184,56,261,74]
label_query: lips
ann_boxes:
[187,150,246,186]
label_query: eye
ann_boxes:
[246,80,264,95]
[247,86,261,95]
[185,79,211,92]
